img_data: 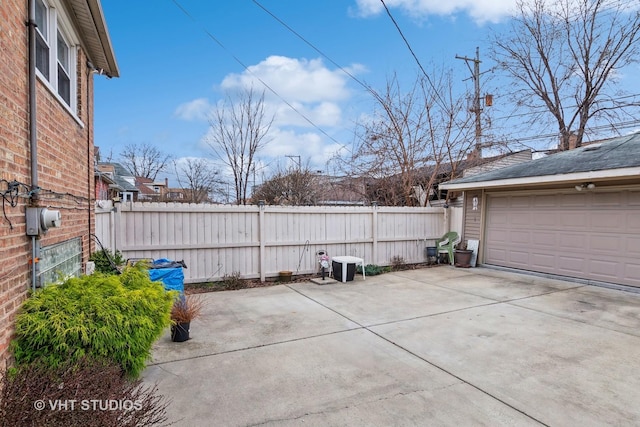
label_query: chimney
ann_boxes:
[559,132,578,150]
[569,133,578,149]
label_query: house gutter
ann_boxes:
[440,167,640,191]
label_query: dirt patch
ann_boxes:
[185,263,443,294]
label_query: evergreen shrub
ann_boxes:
[11,265,175,377]
[89,249,125,274]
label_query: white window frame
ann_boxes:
[34,0,79,116]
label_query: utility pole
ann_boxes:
[456,47,483,155]
[285,155,301,170]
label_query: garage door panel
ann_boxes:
[559,193,588,207]
[509,196,532,208]
[590,212,627,233]
[625,265,640,286]
[508,250,531,264]
[626,237,640,252]
[510,231,531,244]
[532,215,558,227]
[556,255,585,274]
[488,212,509,226]
[486,248,507,263]
[592,191,622,206]
[532,232,556,245]
[558,234,586,250]
[590,235,620,254]
[560,212,588,229]
[485,190,639,288]
[627,213,640,231]
[530,253,556,269]
[512,214,532,226]
[589,260,621,278]
[532,194,557,207]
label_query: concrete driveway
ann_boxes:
[144,267,640,426]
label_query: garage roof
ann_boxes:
[441,132,640,191]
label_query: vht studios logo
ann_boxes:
[34,399,143,411]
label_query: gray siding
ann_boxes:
[463,190,482,241]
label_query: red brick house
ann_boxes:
[0,0,118,366]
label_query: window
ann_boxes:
[34,0,77,111]
[57,30,71,104]
[35,0,50,79]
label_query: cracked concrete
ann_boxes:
[143,266,640,426]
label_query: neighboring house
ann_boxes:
[0,0,118,366]
[95,169,117,200]
[135,176,169,201]
[412,149,533,207]
[440,133,640,288]
[96,162,139,202]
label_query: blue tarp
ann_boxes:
[148,258,185,295]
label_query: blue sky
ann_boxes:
[94,0,639,186]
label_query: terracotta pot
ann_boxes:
[454,249,473,268]
[279,271,293,282]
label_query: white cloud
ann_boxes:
[221,55,358,103]
[353,0,516,24]
[174,98,213,121]
[270,100,343,128]
[261,127,346,171]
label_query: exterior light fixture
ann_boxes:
[575,182,596,191]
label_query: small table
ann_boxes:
[331,256,365,283]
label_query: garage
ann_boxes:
[484,189,640,287]
[440,132,640,289]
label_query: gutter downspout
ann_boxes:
[27,0,40,292]
[27,0,38,198]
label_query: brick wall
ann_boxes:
[0,0,96,367]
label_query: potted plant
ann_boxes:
[170,294,205,342]
[454,241,473,268]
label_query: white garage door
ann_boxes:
[485,189,640,287]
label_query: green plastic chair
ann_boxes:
[436,231,460,265]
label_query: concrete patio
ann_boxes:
[144,266,640,426]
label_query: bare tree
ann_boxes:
[491,0,640,150]
[119,143,171,180]
[173,158,222,203]
[206,88,273,205]
[343,72,473,206]
[251,165,322,205]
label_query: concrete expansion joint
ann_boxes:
[147,328,364,367]
[246,387,443,426]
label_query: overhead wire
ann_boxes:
[378,0,452,113]
[170,0,346,148]
[252,0,474,154]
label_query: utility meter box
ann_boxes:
[25,207,62,236]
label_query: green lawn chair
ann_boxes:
[436,231,460,265]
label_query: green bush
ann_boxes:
[356,264,390,276]
[89,249,125,274]
[11,265,175,378]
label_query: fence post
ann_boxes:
[258,203,266,282]
[372,203,378,265]
[112,202,120,252]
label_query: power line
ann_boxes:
[170,0,345,147]
[378,0,451,113]
[251,0,375,97]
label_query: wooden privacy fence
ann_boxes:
[95,202,461,283]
